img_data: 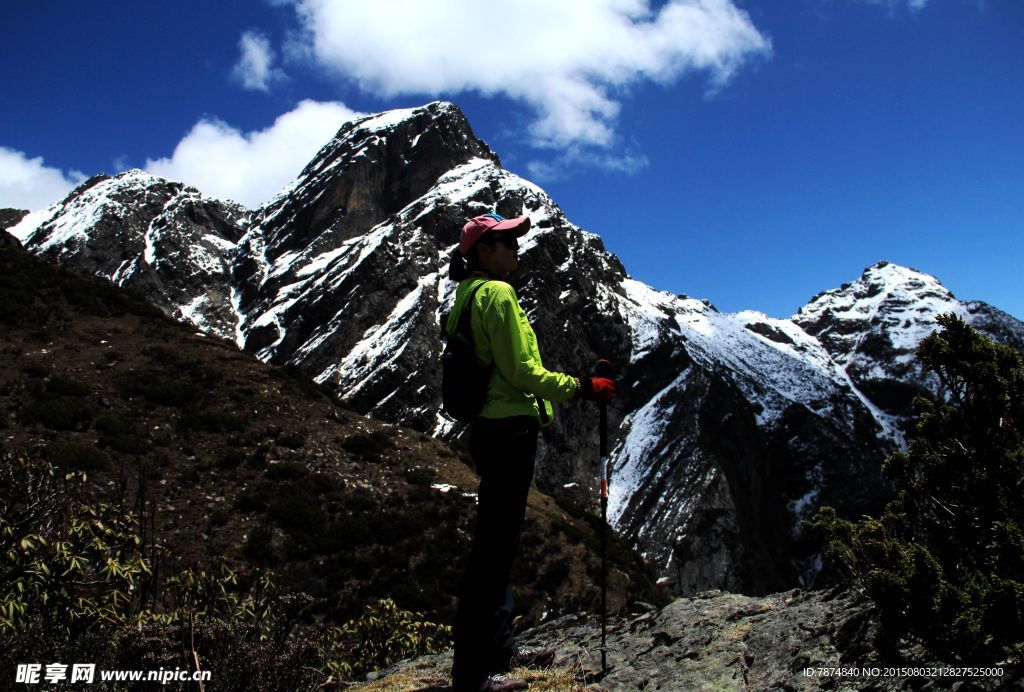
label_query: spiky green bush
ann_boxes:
[1,452,148,641]
[807,314,1023,664]
[320,598,453,681]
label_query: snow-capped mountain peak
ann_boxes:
[5,103,1023,599]
[790,260,1022,421]
[12,168,248,338]
[796,260,963,361]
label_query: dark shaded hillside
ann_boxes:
[0,228,666,632]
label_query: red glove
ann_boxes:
[577,376,615,403]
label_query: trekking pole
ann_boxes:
[594,358,612,676]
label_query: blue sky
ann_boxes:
[2,1,1021,319]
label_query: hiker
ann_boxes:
[446,213,616,692]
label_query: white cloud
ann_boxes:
[861,0,929,12]
[0,147,87,211]
[286,0,771,149]
[527,147,650,183]
[233,30,287,92]
[145,100,362,207]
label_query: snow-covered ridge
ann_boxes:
[13,168,248,342]
[616,278,862,428]
[794,261,970,388]
[10,101,1024,597]
[10,170,166,250]
[350,101,457,134]
[796,260,967,359]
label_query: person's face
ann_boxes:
[476,233,519,277]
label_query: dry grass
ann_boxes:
[512,663,593,691]
[347,659,600,691]
[348,670,449,690]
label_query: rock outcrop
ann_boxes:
[365,587,1015,690]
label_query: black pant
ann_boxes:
[452,416,539,691]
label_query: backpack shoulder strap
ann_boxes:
[456,280,491,339]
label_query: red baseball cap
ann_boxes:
[459,213,531,256]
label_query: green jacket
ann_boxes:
[445,277,577,423]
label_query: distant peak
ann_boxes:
[795,260,955,324]
[859,260,945,289]
[348,101,467,135]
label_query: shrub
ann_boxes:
[209,508,231,528]
[218,447,247,469]
[236,482,274,514]
[95,414,149,455]
[178,409,246,433]
[806,314,1024,665]
[142,345,178,364]
[536,560,571,593]
[277,429,308,449]
[142,380,202,408]
[242,523,276,565]
[21,396,95,430]
[266,460,310,481]
[46,374,91,397]
[272,365,328,402]
[0,451,327,681]
[1,450,148,645]
[405,466,437,486]
[309,472,342,497]
[94,413,133,436]
[269,483,329,556]
[342,430,395,461]
[21,363,50,379]
[43,442,110,470]
[114,618,321,692]
[247,444,270,469]
[320,598,452,681]
[0,285,34,324]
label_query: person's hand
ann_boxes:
[577,376,615,403]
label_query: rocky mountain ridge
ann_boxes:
[6,101,1024,598]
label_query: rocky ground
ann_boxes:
[361,588,1018,691]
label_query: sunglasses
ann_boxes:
[483,233,519,250]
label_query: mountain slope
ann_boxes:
[0,230,663,628]
[8,101,1024,599]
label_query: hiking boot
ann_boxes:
[479,673,529,691]
[511,646,555,668]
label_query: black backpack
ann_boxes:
[441,281,492,422]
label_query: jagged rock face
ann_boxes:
[12,171,248,338]
[12,103,1024,599]
[228,103,636,457]
[963,300,1024,354]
